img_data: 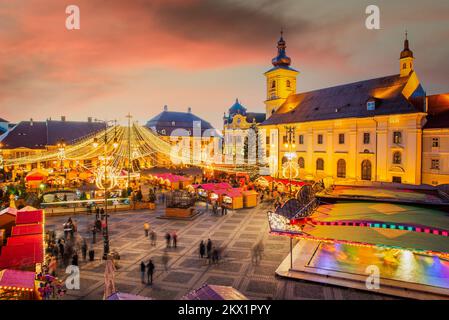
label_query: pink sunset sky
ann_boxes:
[0,0,448,129]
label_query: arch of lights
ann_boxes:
[2,123,262,181]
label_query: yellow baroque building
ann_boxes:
[260,33,449,186]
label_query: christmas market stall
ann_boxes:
[242,190,259,208]
[162,190,197,219]
[0,207,17,239]
[0,269,36,300]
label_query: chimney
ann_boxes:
[30,118,33,126]
[187,107,192,113]
[61,116,66,122]
[88,117,92,123]
[163,105,168,111]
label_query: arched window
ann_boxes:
[298,157,305,169]
[393,151,401,164]
[282,156,288,164]
[286,80,291,88]
[316,158,324,171]
[271,80,276,88]
[361,160,372,181]
[337,159,346,178]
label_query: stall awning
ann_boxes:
[0,269,35,291]
[11,224,43,236]
[15,210,43,225]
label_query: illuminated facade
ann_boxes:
[223,99,265,160]
[260,33,449,186]
[145,106,221,166]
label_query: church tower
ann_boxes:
[264,31,299,118]
[400,32,414,77]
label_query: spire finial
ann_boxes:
[405,30,408,40]
[280,27,283,38]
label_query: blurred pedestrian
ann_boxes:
[147,259,155,285]
[162,250,169,271]
[144,222,150,237]
[165,232,171,248]
[150,230,157,246]
[140,261,146,284]
[172,231,177,248]
[199,240,205,258]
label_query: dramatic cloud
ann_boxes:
[0,0,448,129]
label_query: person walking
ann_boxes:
[205,200,209,213]
[161,250,169,271]
[144,222,150,237]
[199,240,205,259]
[71,252,78,266]
[147,259,155,285]
[150,230,157,246]
[172,232,177,249]
[165,232,171,248]
[81,240,88,261]
[91,225,97,244]
[206,239,212,259]
[58,240,65,260]
[140,261,146,284]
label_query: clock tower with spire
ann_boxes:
[400,31,414,77]
[264,31,299,118]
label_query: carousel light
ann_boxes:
[113,138,119,149]
[92,138,99,148]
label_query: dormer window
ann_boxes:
[367,100,376,111]
[286,80,291,88]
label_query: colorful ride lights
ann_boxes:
[309,220,449,237]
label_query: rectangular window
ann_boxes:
[317,134,323,145]
[392,176,402,183]
[299,135,304,144]
[363,133,370,144]
[338,133,345,144]
[431,159,440,170]
[393,131,402,144]
[367,101,376,111]
[432,137,440,148]
[266,136,270,145]
[282,135,288,144]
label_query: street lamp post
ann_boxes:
[284,126,296,195]
[93,119,118,260]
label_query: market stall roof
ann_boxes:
[11,224,43,236]
[0,207,17,216]
[260,176,307,187]
[18,206,38,212]
[106,292,153,300]
[0,269,35,290]
[7,234,43,246]
[15,210,43,225]
[193,183,233,191]
[150,173,190,182]
[0,242,44,269]
[181,284,248,300]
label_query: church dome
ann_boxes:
[228,98,247,116]
[272,32,292,67]
[400,32,414,59]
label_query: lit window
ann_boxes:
[316,158,324,171]
[367,101,375,111]
[363,133,370,144]
[431,159,440,170]
[393,151,401,164]
[298,157,305,168]
[432,137,440,148]
[393,131,402,144]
